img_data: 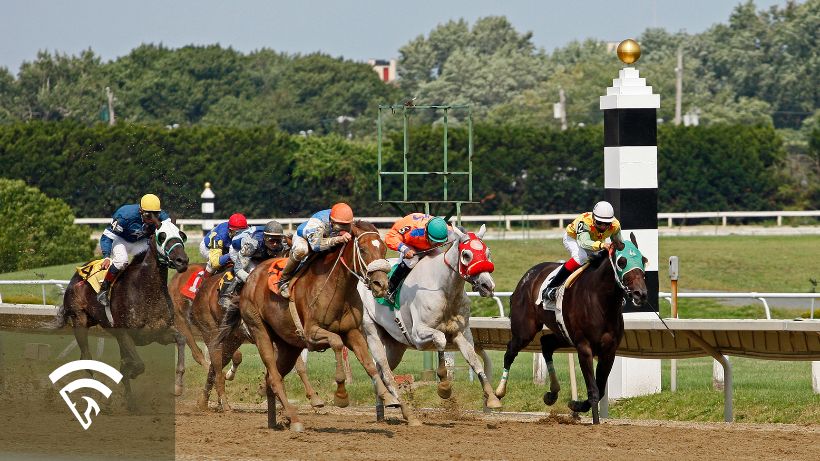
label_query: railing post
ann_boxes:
[201,182,215,237]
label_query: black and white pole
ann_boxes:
[201,182,215,237]
[600,39,661,400]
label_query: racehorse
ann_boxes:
[168,263,210,370]
[494,232,648,424]
[188,265,325,412]
[218,220,393,432]
[359,224,501,424]
[53,220,189,409]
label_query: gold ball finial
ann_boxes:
[204,182,211,188]
[617,39,641,65]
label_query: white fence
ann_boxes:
[74,210,820,232]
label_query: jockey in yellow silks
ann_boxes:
[543,201,625,303]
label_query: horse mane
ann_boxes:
[353,219,377,233]
[586,250,609,270]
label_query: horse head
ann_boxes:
[350,220,390,298]
[154,220,189,273]
[451,224,495,297]
[611,232,649,306]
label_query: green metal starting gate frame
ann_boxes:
[377,104,475,226]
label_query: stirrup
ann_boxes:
[279,281,290,299]
[97,290,109,307]
[546,287,558,302]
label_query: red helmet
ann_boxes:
[330,203,354,224]
[228,213,248,230]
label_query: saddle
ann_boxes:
[536,263,589,307]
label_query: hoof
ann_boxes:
[485,395,503,410]
[196,395,209,411]
[174,384,184,397]
[543,391,558,406]
[383,393,401,408]
[334,394,349,408]
[437,381,452,400]
[568,400,592,413]
[225,370,235,381]
[218,401,232,413]
[309,396,326,408]
[290,422,304,432]
[407,418,423,427]
[494,384,507,399]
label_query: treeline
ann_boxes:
[0,2,817,133]
[1,121,812,219]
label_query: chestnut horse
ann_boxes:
[188,266,325,412]
[495,233,648,424]
[53,220,189,409]
[217,220,393,432]
[168,263,209,369]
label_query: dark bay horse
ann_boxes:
[189,265,325,412]
[218,220,393,432]
[495,232,648,424]
[53,220,189,409]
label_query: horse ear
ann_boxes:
[630,232,638,248]
[452,225,466,241]
[476,224,486,239]
[642,256,649,267]
[617,256,628,270]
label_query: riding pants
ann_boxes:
[101,230,148,270]
[562,234,591,266]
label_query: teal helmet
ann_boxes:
[426,217,449,243]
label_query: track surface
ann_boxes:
[175,402,819,460]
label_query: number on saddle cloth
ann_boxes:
[181,269,206,300]
[75,259,108,293]
[266,257,290,295]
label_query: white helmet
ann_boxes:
[592,201,615,223]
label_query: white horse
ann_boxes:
[358,224,501,425]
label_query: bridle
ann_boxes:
[339,231,391,288]
[606,245,644,302]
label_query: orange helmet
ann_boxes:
[228,213,248,230]
[329,203,354,223]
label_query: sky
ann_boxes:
[0,0,792,73]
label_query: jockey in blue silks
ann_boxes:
[97,193,170,307]
[218,221,289,309]
[277,203,354,298]
[199,213,249,275]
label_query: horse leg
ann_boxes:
[453,329,502,409]
[198,365,216,410]
[111,330,141,412]
[363,318,409,422]
[294,351,325,408]
[225,349,242,381]
[175,300,208,367]
[568,341,597,420]
[435,351,452,399]
[540,334,567,406]
[248,322,302,431]
[174,332,186,396]
[272,342,302,431]
[305,325,348,407]
[592,337,618,424]
[206,333,232,412]
[496,316,539,399]
[72,314,93,361]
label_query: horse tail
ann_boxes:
[216,303,241,345]
[45,303,69,329]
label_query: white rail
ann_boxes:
[0,280,70,304]
[74,210,820,231]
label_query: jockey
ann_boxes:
[218,220,289,309]
[543,200,625,303]
[199,213,248,275]
[278,203,354,298]
[383,213,450,304]
[97,194,171,307]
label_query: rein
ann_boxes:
[606,246,673,335]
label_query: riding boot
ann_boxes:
[96,265,120,307]
[218,277,239,310]
[277,255,301,299]
[544,265,573,303]
[384,262,412,305]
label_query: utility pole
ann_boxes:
[105,86,116,126]
[674,47,683,126]
[554,88,567,130]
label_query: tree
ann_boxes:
[0,179,95,270]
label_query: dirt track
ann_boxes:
[175,402,819,461]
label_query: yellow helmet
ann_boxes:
[140,194,162,212]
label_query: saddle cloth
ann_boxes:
[266,257,290,296]
[535,263,590,346]
[75,259,108,293]
[375,263,405,311]
[180,269,206,300]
